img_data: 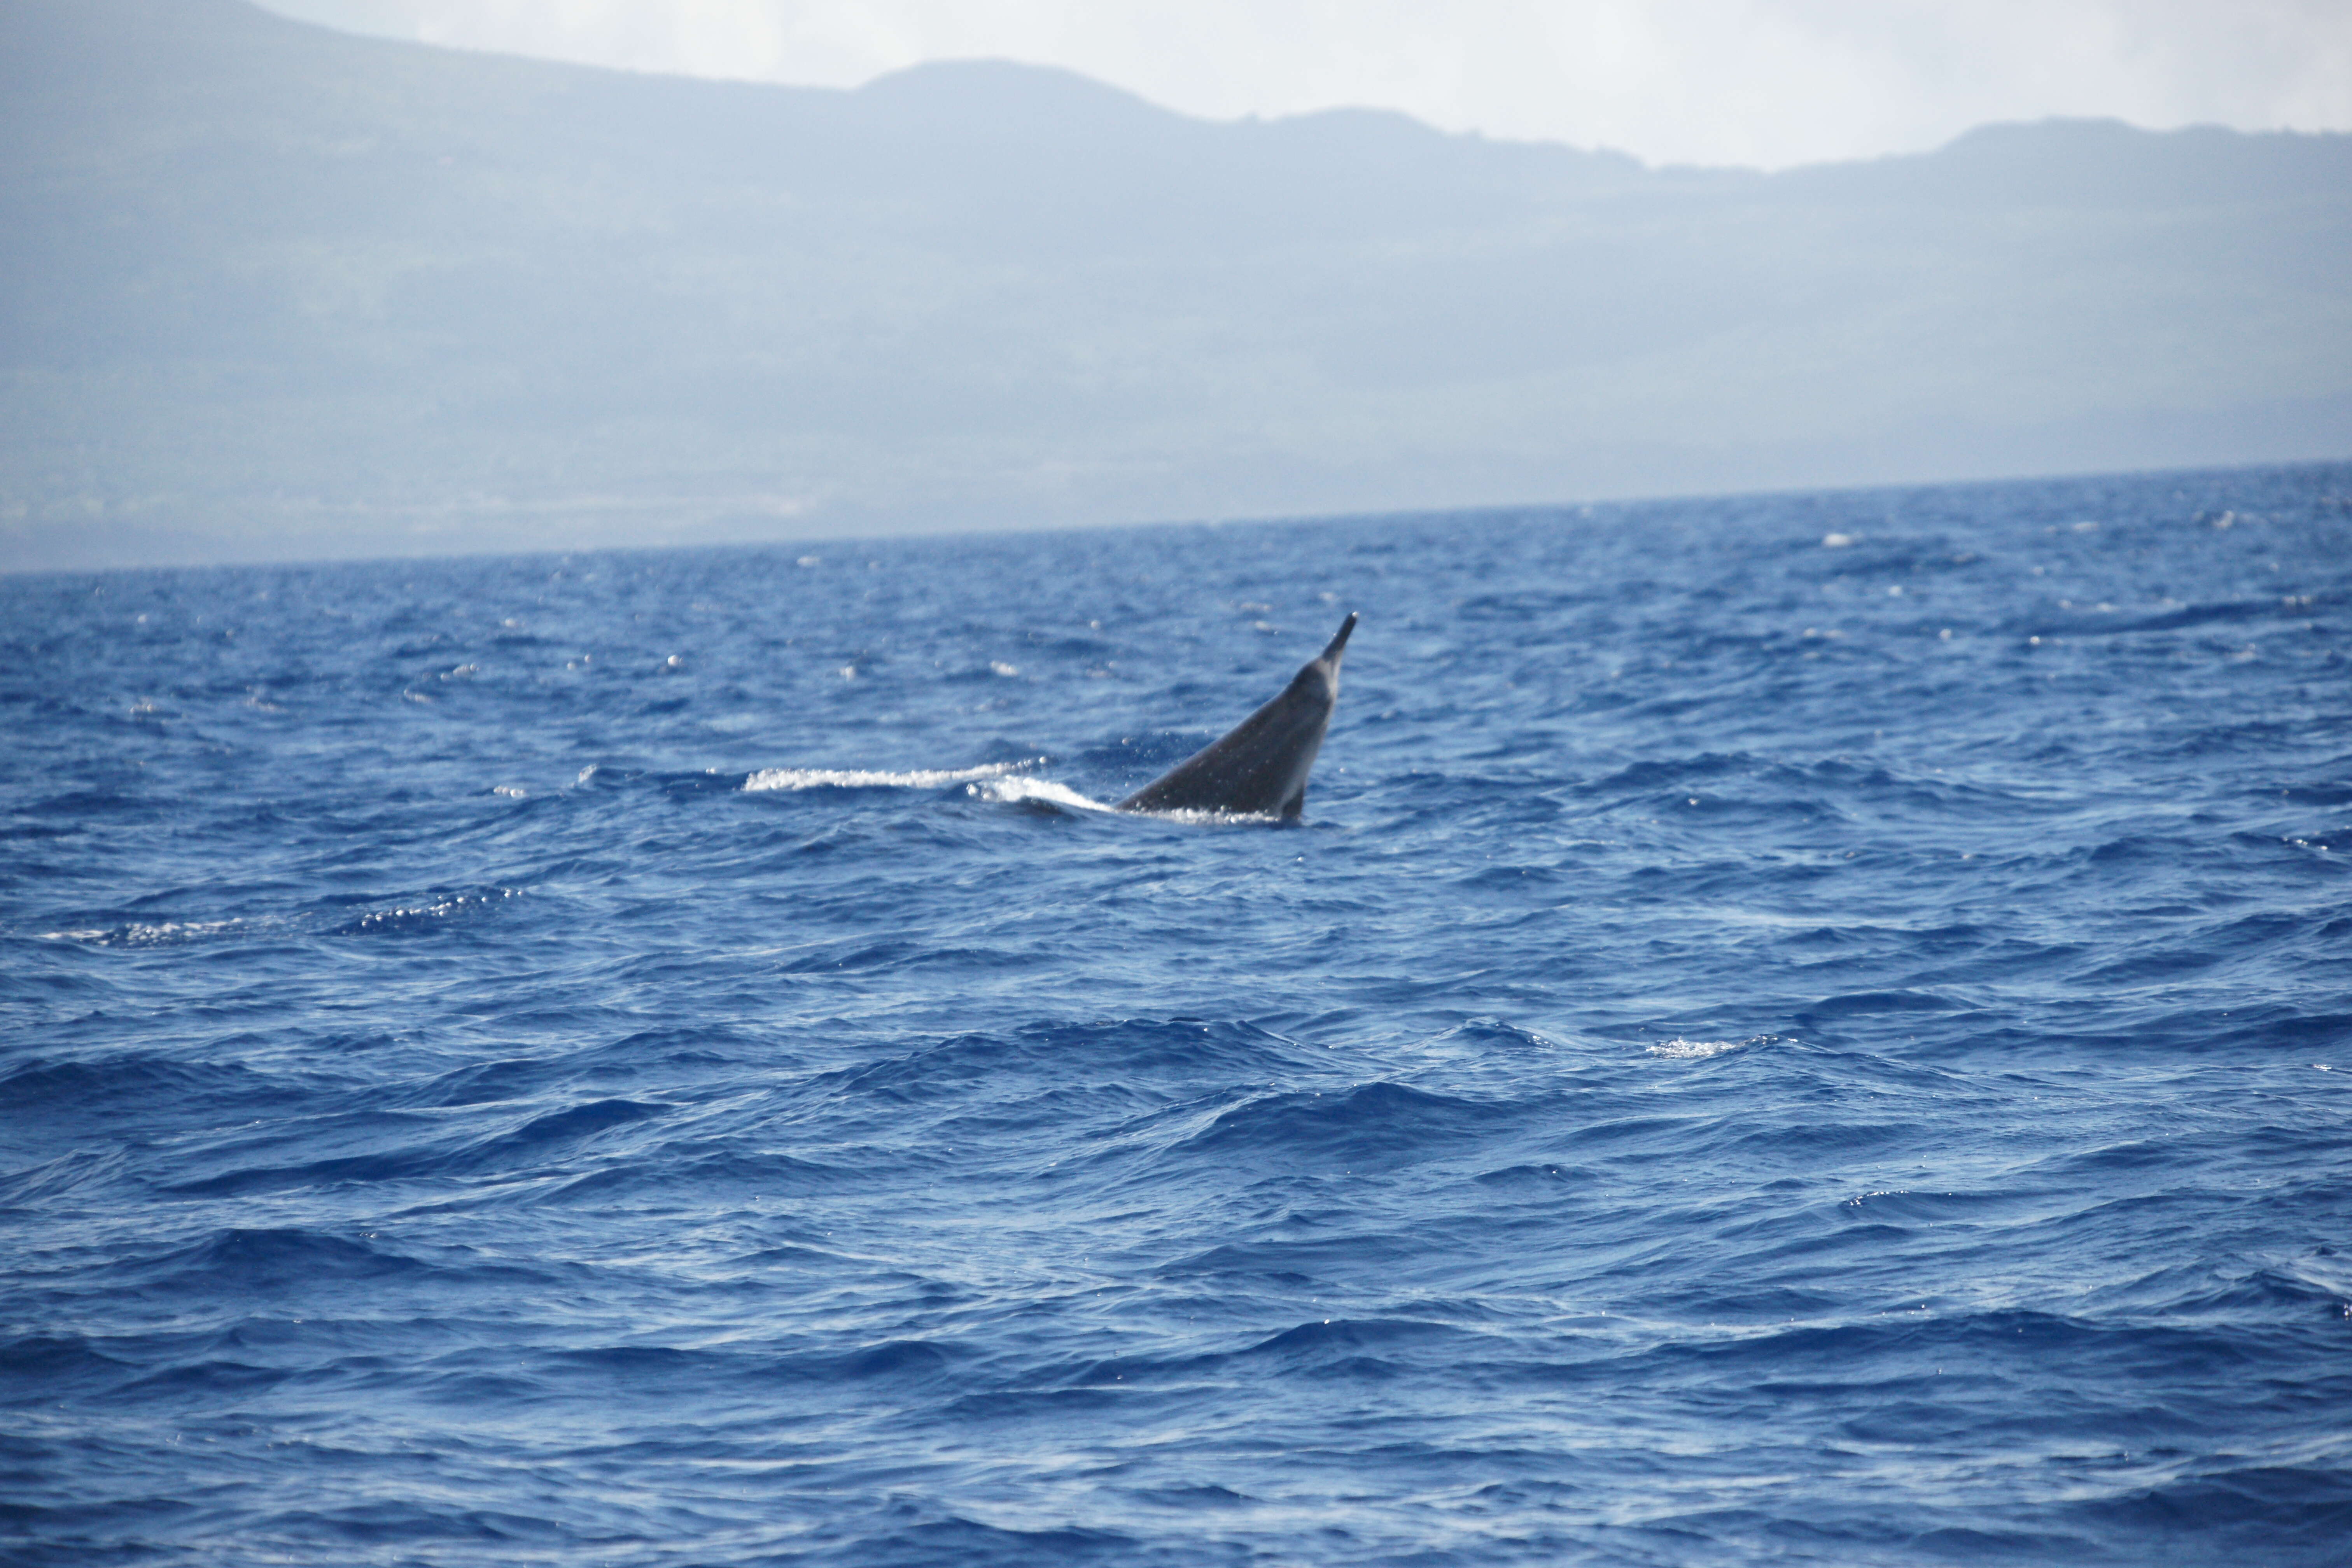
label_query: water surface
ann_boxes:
[4,463,2350,1564]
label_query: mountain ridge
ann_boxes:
[4,0,2348,570]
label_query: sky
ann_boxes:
[256,0,2352,168]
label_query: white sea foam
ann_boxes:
[744,761,1034,793]
[969,777,1115,812]
[1134,805,1282,824]
[754,763,1278,820]
[969,775,1274,819]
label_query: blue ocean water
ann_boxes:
[4,463,2350,1566]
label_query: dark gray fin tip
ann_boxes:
[1321,612,1358,662]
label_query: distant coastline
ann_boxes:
[4,0,2348,572]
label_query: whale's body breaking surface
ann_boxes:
[1118,614,1356,821]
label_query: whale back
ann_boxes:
[1118,614,1355,820]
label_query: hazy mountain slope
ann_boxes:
[4,0,2347,568]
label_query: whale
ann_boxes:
[1118,613,1356,820]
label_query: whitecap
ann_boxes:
[1648,1036,1762,1059]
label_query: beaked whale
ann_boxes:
[1118,613,1356,820]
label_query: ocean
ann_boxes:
[4,462,2349,1565]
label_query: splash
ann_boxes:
[744,761,1036,793]
[968,775,1275,819]
[968,776,1116,813]
[1129,804,1282,824]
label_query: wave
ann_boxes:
[1648,1036,1767,1059]
[35,888,520,947]
[35,914,275,947]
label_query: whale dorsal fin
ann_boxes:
[1118,613,1355,820]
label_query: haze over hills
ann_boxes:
[4,0,2349,570]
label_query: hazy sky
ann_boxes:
[264,0,2352,168]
